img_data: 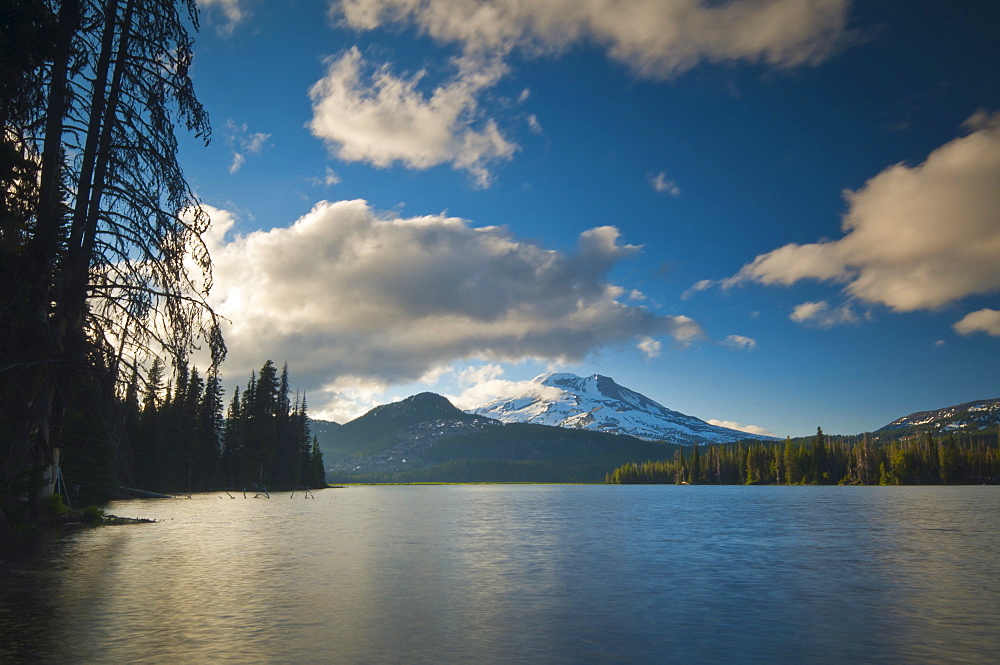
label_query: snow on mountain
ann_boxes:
[876,397,1000,433]
[469,372,774,445]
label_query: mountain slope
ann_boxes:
[877,398,1000,434]
[327,392,496,458]
[470,372,773,445]
[321,391,676,482]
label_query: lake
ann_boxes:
[2,485,999,664]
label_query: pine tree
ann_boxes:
[673,447,686,484]
[221,385,243,486]
[688,444,701,484]
[2,0,225,518]
[195,369,223,488]
[809,427,828,484]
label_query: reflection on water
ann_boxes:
[2,486,999,664]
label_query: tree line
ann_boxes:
[116,359,325,496]
[2,0,231,521]
[606,428,1000,485]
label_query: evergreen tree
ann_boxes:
[2,0,225,518]
[221,385,243,486]
[810,427,828,484]
[688,444,701,484]
[195,369,223,488]
[134,357,165,488]
[938,434,957,484]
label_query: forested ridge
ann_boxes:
[606,428,1000,485]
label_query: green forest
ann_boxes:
[30,355,326,508]
[606,427,1000,485]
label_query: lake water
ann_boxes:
[2,485,999,664]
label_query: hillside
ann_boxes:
[876,397,1000,435]
[320,392,677,482]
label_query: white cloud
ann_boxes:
[456,363,507,386]
[321,1,849,186]
[203,200,704,414]
[668,315,705,348]
[954,308,1000,337]
[228,152,245,175]
[308,48,517,187]
[638,337,661,359]
[707,419,777,438]
[726,112,1000,312]
[681,279,714,300]
[722,334,757,351]
[789,300,857,328]
[333,0,850,78]
[199,0,250,35]
[225,120,271,174]
[310,375,394,423]
[449,372,567,412]
[310,166,343,187]
[243,132,269,153]
[649,172,681,196]
[324,1,848,184]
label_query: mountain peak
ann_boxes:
[535,371,586,385]
[472,373,772,445]
[361,391,465,424]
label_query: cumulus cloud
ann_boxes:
[308,48,517,187]
[333,0,850,78]
[707,419,777,438]
[203,200,703,414]
[726,112,1000,312]
[954,309,1000,337]
[722,335,757,351]
[649,172,681,196]
[199,0,250,36]
[789,301,858,328]
[322,1,848,183]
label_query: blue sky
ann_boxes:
[180,0,1000,437]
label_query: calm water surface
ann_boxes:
[2,485,999,664]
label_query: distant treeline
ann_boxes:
[606,428,1000,485]
[63,359,325,501]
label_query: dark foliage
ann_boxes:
[606,427,1000,485]
[2,0,224,522]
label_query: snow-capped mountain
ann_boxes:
[877,397,1000,433]
[469,372,774,445]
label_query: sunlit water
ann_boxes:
[2,485,999,664]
